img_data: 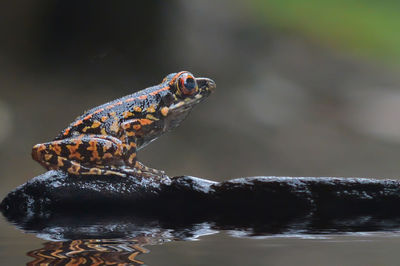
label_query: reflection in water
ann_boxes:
[27,238,149,265]
[23,217,400,265]
[3,210,400,265]
[20,217,219,265]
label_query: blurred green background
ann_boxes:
[1,0,400,200]
[252,0,400,62]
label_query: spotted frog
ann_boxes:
[32,71,216,177]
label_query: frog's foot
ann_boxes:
[135,161,166,176]
[113,167,159,179]
[116,162,166,178]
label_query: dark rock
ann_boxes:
[0,170,171,220]
[2,172,400,239]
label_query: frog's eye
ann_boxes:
[177,73,198,96]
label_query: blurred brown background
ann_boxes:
[1,0,400,199]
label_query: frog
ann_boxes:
[32,71,216,178]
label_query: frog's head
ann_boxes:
[161,71,215,112]
[160,71,216,130]
[163,71,215,108]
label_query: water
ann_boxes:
[2,213,400,265]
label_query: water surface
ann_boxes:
[2,214,400,265]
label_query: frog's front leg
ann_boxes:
[32,135,128,177]
[120,119,165,177]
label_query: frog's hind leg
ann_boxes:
[120,119,166,177]
[32,135,127,177]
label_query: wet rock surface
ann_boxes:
[2,171,400,239]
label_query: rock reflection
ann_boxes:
[27,238,149,265]
[12,213,400,265]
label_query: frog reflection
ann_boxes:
[27,238,151,265]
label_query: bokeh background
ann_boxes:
[1,0,400,199]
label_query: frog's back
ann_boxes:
[55,85,165,140]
